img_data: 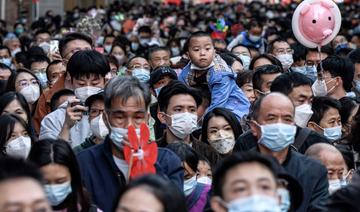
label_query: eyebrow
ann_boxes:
[3,198,48,207]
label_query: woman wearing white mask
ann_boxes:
[74,92,108,153]
[110,43,127,71]
[0,114,33,159]
[201,108,242,157]
[28,139,101,212]
[167,142,211,212]
[0,91,36,137]
[5,68,42,115]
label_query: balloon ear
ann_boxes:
[321,0,334,8]
[300,4,311,15]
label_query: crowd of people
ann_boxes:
[2,0,360,211]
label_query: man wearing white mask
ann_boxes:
[305,143,350,194]
[308,96,343,142]
[268,38,294,72]
[231,44,252,71]
[157,80,221,168]
[39,50,109,147]
[126,56,151,83]
[248,93,329,211]
[73,92,108,153]
[77,76,183,212]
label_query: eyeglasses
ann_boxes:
[89,108,104,117]
[274,48,294,55]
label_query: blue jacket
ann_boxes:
[77,136,184,212]
[179,59,250,120]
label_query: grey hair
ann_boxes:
[104,76,151,111]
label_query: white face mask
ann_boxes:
[168,112,198,140]
[208,130,235,154]
[35,72,48,88]
[104,45,112,53]
[74,86,102,103]
[226,195,281,212]
[114,55,125,65]
[329,179,342,194]
[276,54,293,70]
[6,136,32,159]
[11,48,21,57]
[294,104,313,128]
[197,176,212,185]
[19,84,40,104]
[238,54,251,70]
[39,42,50,53]
[249,34,261,43]
[90,113,109,139]
[109,126,140,149]
[184,175,197,196]
[312,79,327,96]
[44,181,72,206]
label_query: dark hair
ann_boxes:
[119,175,187,212]
[0,157,43,183]
[339,97,358,125]
[236,71,253,88]
[28,139,91,212]
[0,92,33,131]
[267,38,289,54]
[138,25,152,34]
[350,107,360,152]
[46,60,62,80]
[246,19,263,30]
[249,54,283,71]
[157,80,202,112]
[6,68,43,94]
[34,29,50,37]
[212,152,277,197]
[306,45,334,58]
[231,44,251,55]
[50,89,74,112]
[320,55,354,92]
[219,51,243,66]
[201,107,243,143]
[186,31,213,50]
[29,54,50,68]
[252,64,282,91]
[15,51,28,67]
[0,114,34,156]
[166,142,199,172]
[147,46,170,60]
[309,96,342,124]
[110,42,127,57]
[0,45,11,56]
[291,43,307,63]
[270,72,312,95]
[126,56,147,69]
[67,50,110,79]
[58,32,93,57]
[348,48,360,64]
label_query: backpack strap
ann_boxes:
[293,128,311,151]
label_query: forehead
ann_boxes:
[151,50,170,58]
[129,57,149,66]
[289,85,312,97]
[17,72,35,81]
[319,151,345,167]
[306,51,328,61]
[189,36,213,47]
[0,49,9,55]
[259,96,294,117]
[63,39,91,54]
[322,107,340,119]
[110,95,146,111]
[232,46,249,54]
[224,162,275,185]
[273,41,290,49]
[168,94,197,107]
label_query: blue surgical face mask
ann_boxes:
[257,122,297,152]
[238,54,251,70]
[354,80,360,93]
[305,65,317,81]
[132,68,150,82]
[44,181,72,206]
[323,126,342,141]
[184,175,197,196]
[249,34,261,43]
[292,66,307,75]
[155,86,164,97]
[110,126,140,149]
[35,72,48,88]
[277,188,291,212]
[226,195,281,212]
[0,58,11,67]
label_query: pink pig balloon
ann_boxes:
[292,0,341,48]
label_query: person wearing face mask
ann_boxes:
[77,76,183,212]
[0,114,33,159]
[268,39,294,72]
[312,56,355,100]
[148,46,171,69]
[157,80,221,168]
[252,64,282,99]
[246,93,329,211]
[167,143,211,212]
[29,55,50,89]
[210,152,288,212]
[348,48,360,98]
[227,20,265,54]
[34,29,51,54]
[308,97,343,142]
[39,50,109,147]
[231,44,252,71]
[305,143,350,194]
[125,56,151,82]
[73,92,108,154]
[290,43,307,76]
[110,43,127,68]
[28,139,100,212]
[201,108,242,157]
[103,34,115,54]
[0,46,13,68]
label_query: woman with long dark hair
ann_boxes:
[28,139,98,212]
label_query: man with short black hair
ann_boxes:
[148,46,171,69]
[157,80,221,167]
[29,54,50,88]
[252,64,282,98]
[268,38,294,71]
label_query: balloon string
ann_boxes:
[317,45,323,80]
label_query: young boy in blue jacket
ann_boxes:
[179,31,250,120]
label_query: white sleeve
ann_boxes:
[39,109,65,140]
[227,34,244,51]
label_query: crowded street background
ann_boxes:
[1,0,360,211]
